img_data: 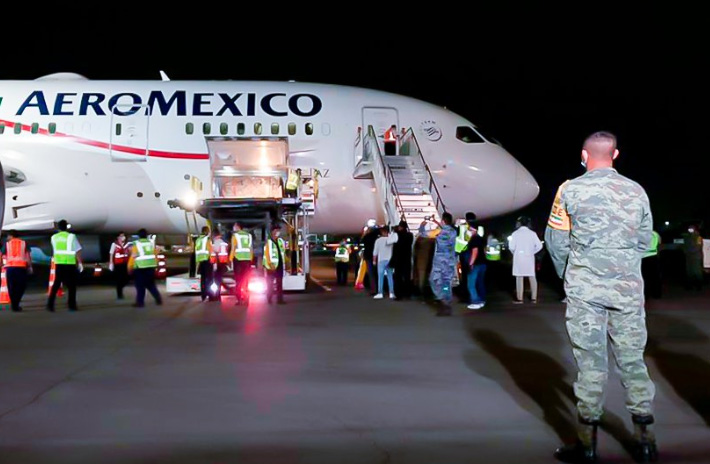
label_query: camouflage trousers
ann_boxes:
[429,258,455,304]
[565,294,655,421]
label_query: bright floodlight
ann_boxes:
[248,278,267,294]
[182,191,198,209]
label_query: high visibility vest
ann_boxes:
[384,128,397,143]
[486,243,502,261]
[644,231,661,258]
[231,231,253,261]
[113,242,130,265]
[455,226,472,254]
[5,238,28,267]
[335,246,350,263]
[263,238,285,271]
[133,239,157,269]
[210,237,230,264]
[286,171,300,191]
[195,235,211,263]
[51,231,78,265]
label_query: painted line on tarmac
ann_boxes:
[309,277,332,292]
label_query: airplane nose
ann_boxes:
[512,162,539,210]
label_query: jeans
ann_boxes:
[468,264,487,304]
[377,260,394,295]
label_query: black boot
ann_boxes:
[554,417,599,463]
[631,415,658,463]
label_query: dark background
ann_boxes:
[3,6,707,236]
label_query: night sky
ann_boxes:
[4,7,707,235]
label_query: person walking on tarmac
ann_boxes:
[418,212,457,316]
[1,230,33,312]
[334,240,350,285]
[129,228,162,308]
[47,219,83,312]
[455,213,476,302]
[545,131,657,463]
[109,231,131,299]
[263,224,286,304]
[210,227,230,301]
[195,226,213,302]
[231,222,254,303]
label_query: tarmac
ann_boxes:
[1,258,709,463]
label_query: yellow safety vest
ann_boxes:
[486,244,501,261]
[133,239,157,269]
[230,231,253,261]
[51,231,78,265]
[335,246,350,263]
[195,235,211,263]
[644,231,661,258]
[286,171,299,191]
[263,238,285,271]
[455,226,472,254]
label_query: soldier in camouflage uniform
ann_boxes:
[545,132,658,463]
[419,212,457,316]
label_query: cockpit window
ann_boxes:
[456,126,486,144]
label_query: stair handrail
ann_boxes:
[400,128,447,217]
[365,125,404,225]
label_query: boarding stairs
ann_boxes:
[359,126,446,234]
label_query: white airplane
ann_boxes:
[0,72,539,260]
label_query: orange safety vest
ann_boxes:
[5,238,28,267]
[384,127,397,143]
[113,242,130,265]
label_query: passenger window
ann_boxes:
[305,123,313,136]
[288,122,296,135]
[202,122,211,135]
[237,123,245,135]
[31,123,40,134]
[271,123,279,135]
[115,124,122,136]
[254,122,262,135]
[185,123,194,135]
[48,122,57,134]
[14,123,22,134]
[220,122,228,135]
[456,126,485,144]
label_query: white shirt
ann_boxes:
[509,226,542,277]
[373,234,398,263]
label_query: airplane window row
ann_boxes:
[0,122,321,138]
[182,122,315,137]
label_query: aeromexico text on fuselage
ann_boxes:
[13,91,323,117]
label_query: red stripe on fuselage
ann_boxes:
[0,119,209,160]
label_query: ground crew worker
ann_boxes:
[455,213,475,303]
[109,231,130,299]
[195,226,212,302]
[545,131,657,463]
[263,224,286,304]
[47,219,83,312]
[285,168,301,198]
[210,227,230,301]
[129,228,162,308]
[334,240,350,285]
[384,124,398,156]
[641,229,662,299]
[1,230,33,312]
[418,212,457,316]
[230,222,253,304]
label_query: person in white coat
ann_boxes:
[509,216,543,303]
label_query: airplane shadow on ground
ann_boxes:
[465,327,635,451]
[647,313,710,427]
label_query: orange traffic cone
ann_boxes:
[1,266,10,309]
[47,259,64,297]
